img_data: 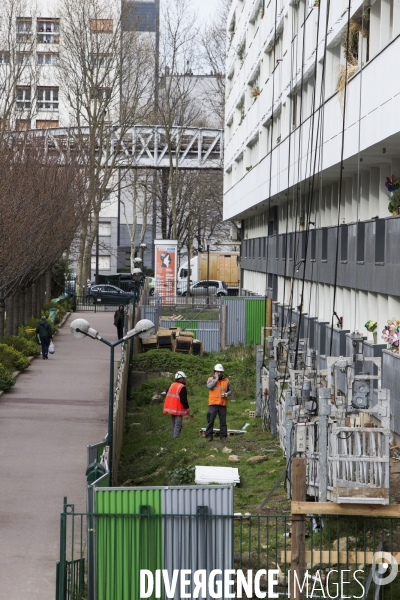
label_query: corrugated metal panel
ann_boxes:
[222,298,246,345]
[196,329,220,352]
[95,489,162,600]
[245,299,265,344]
[162,486,233,599]
[141,305,160,332]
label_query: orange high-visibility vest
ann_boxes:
[208,377,230,406]
[163,382,190,416]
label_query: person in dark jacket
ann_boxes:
[36,316,53,359]
[114,305,125,339]
[163,371,190,438]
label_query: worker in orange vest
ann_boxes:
[205,364,232,442]
[163,371,190,438]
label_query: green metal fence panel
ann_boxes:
[95,489,162,600]
[245,299,266,344]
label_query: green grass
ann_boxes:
[118,348,290,513]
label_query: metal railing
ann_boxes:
[56,502,400,600]
[72,295,133,312]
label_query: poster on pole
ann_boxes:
[154,240,177,304]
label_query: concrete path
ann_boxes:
[0,311,120,600]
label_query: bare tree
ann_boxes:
[156,0,202,240]
[120,169,153,271]
[57,0,155,292]
[0,132,86,300]
[200,0,231,126]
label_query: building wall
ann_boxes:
[225,0,400,337]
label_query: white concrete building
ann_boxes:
[224,0,400,340]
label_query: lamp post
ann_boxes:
[206,238,211,306]
[70,317,155,482]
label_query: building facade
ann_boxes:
[0,0,158,277]
[224,0,400,340]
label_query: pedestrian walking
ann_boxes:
[163,371,190,438]
[114,304,125,339]
[36,316,53,360]
[205,363,232,441]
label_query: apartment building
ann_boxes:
[224,0,400,342]
[0,0,158,276]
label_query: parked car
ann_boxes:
[180,280,228,297]
[86,284,134,304]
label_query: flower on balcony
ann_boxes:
[385,175,400,192]
[382,318,400,350]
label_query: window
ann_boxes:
[357,221,365,262]
[90,54,112,68]
[36,120,58,128]
[16,86,31,110]
[321,227,328,260]
[16,18,32,42]
[341,224,348,262]
[90,19,113,32]
[375,219,385,263]
[91,255,111,270]
[37,19,59,44]
[281,234,286,259]
[98,222,111,236]
[289,233,293,259]
[299,231,306,260]
[37,52,59,65]
[17,51,31,64]
[310,229,316,260]
[37,87,59,111]
[0,51,10,64]
[91,87,111,101]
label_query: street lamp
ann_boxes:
[70,317,155,482]
[206,238,211,306]
[139,243,147,261]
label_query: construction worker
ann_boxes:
[205,364,232,442]
[163,372,190,438]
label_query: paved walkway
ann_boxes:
[0,311,120,600]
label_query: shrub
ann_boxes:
[0,364,14,391]
[18,316,55,341]
[0,344,30,371]
[165,465,195,485]
[1,335,40,357]
[131,377,172,406]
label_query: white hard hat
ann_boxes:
[214,364,224,372]
[175,371,187,380]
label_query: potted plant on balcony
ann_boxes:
[388,190,400,216]
[251,86,261,99]
[299,214,305,230]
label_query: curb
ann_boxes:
[0,310,72,401]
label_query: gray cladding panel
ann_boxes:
[221,298,246,345]
[162,486,233,600]
[123,2,157,32]
[242,216,400,298]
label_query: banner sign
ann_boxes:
[154,239,177,304]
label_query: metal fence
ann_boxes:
[56,504,400,600]
[72,296,133,312]
[159,318,220,352]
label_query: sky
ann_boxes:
[191,0,219,23]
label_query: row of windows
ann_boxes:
[14,85,111,111]
[12,17,113,44]
[0,52,112,67]
[242,221,386,264]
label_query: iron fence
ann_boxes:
[72,295,133,312]
[56,501,400,600]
